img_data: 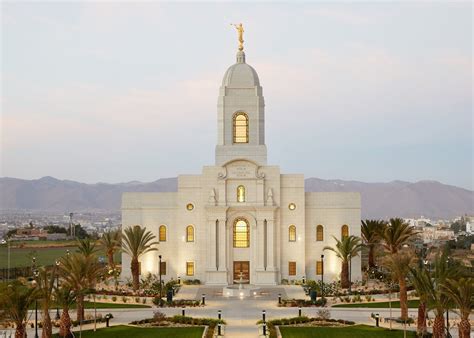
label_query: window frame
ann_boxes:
[341,224,349,239]
[233,112,249,144]
[186,261,194,276]
[288,261,296,276]
[237,185,246,203]
[186,225,195,242]
[160,261,167,275]
[316,260,324,275]
[159,225,167,242]
[233,218,250,248]
[316,225,324,241]
[288,225,296,242]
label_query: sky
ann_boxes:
[1,2,472,190]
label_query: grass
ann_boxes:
[52,325,204,338]
[30,301,151,310]
[332,299,420,308]
[279,324,417,337]
[0,246,121,268]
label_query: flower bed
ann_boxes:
[278,298,327,307]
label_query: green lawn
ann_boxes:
[279,324,417,338]
[30,301,150,310]
[0,246,121,268]
[52,325,204,338]
[332,299,420,308]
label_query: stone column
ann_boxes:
[207,218,217,271]
[266,218,276,270]
[218,217,228,271]
[256,218,265,271]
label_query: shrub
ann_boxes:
[122,296,128,303]
[142,298,147,304]
[153,311,167,322]
[111,296,117,302]
[135,297,140,303]
[317,309,331,320]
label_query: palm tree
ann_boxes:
[122,225,159,290]
[100,230,121,268]
[35,266,57,338]
[323,235,363,288]
[361,219,385,268]
[0,279,37,338]
[409,266,431,336]
[380,218,418,254]
[76,238,99,258]
[441,278,473,338]
[384,250,416,320]
[59,252,104,321]
[54,286,76,338]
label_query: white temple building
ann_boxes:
[121,38,361,285]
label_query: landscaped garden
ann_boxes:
[332,299,420,308]
[279,324,417,338]
[52,325,204,338]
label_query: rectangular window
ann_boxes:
[316,260,324,275]
[160,262,167,275]
[186,262,194,276]
[288,261,296,276]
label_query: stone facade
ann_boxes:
[121,48,361,285]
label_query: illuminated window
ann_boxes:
[233,112,249,143]
[316,260,324,275]
[160,261,167,275]
[288,203,296,210]
[316,225,324,241]
[237,185,245,202]
[186,262,194,276]
[159,225,167,242]
[186,225,194,242]
[186,203,194,211]
[341,224,349,239]
[288,225,296,242]
[233,218,250,248]
[289,262,296,276]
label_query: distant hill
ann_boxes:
[0,176,472,219]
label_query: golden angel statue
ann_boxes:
[231,23,244,51]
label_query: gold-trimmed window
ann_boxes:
[233,218,250,248]
[233,112,249,143]
[289,262,296,276]
[316,260,324,275]
[237,185,245,202]
[159,225,167,242]
[186,225,194,242]
[316,225,324,241]
[341,224,349,239]
[160,261,167,275]
[288,225,296,242]
[186,262,194,276]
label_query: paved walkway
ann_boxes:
[19,285,466,338]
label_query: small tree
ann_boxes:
[361,219,385,268]
[100,230,121,268]
[122,225,159,291]
[441,278,473,338]
[324,235,363,288]
[54,286,76,338]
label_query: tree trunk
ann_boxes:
[59,308,72,338]
[399,277,408,320]
[341,260,349,288]
[458,317,471,338]
[15,322,26,338]
[107,252,114,268]
[76,294,84,322]
[41,309,52,338]
[368,245,375,268]
[416,301,427,336]
[131,257,140,291]
[432,313,445,338]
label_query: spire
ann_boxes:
[236,51,246,64]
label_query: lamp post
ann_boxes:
[55,260,61,320]
[158,255,162,299]
[262,310,266,323]
[349,256,352,294]
[32,257,39,338]
[446,258,450,337]
[321,254,324,298]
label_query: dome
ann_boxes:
[222,51,260,87]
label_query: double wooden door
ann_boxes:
[233,261,250,284]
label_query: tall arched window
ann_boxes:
[288,225,296,242]
[159,225,167,242]
[316,225,324,241]
[233,218,249,248]
[233,112,249,143]
[341,224,349,239]
[186,225,194,242]
[237,185,246,202]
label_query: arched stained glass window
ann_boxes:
[233,112,249,143]
[159,225,167,242]
[186,225,194,242]
[233,218,249,248]
[341,224,349,239]
[237,185,245,202]
[288,225,296,242]
[316,225,324,241]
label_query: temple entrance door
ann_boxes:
[233,261,250,284]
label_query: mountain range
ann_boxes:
[0,176,472,220]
